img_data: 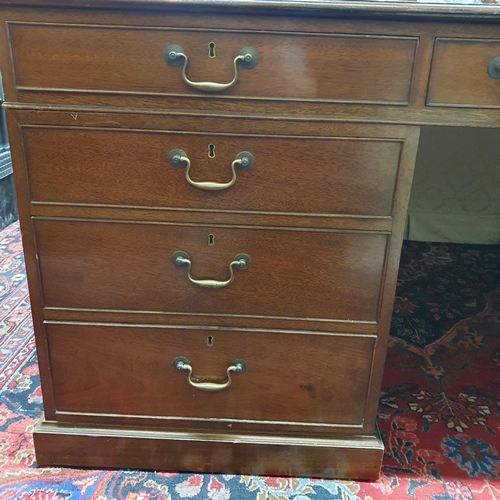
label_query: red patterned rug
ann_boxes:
[1,221,499,499]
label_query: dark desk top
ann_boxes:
[0,0,499,21]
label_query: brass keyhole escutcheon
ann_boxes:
[207,335,214,346]
[208,144,216,158]
[208,234,215,246]
[209,42,216,58]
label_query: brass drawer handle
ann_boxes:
[173,357,247,391]
[172,251,250,288]
[168,149,254,191]
[487,57,500,79]
[164,44,259,93]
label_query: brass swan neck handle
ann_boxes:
[164,45,259,92]
[173,356,247,391]
[168,149,254,191]
[172,251,251,289]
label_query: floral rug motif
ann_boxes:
[391,242,500,347]
[1,222,499,499]
[388,242,500,385]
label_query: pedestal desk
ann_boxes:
[0,0,498,480]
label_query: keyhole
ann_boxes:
[208,144,215,158]
[208,234,215,246]
[207,335,214,346]
[209,42,216,58]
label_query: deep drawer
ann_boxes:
[35,219,387,323]
[47,323,375,429]
[427,38,500,108]
[23,125,403,218]
[9,22,416,104]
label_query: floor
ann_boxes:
[1,221,499,499]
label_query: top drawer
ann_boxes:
[8,23,417,106]
[428,38,500,108]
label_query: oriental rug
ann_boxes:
[0,221,499,499]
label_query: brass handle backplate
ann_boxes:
[168,149,254,191]
[173,356,247,391]
[172,251,250,288]
[164,44,259,92]
[487,57,500,79]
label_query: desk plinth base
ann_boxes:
[33,417,384,480]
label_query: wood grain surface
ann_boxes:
[47,323,375,428]
[34,419,384,480]
[34,218,388,323]
[428,38,500,108]
[9,23,416,104]
[23,125,403,217]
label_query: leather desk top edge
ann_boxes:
[0,0,499,21]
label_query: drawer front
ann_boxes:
[35,219,387,323]
[24,126,403,217]
[428,38,500,108]
[47,323,375,428]
[10,23,416,104]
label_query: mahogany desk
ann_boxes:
[0,0,499,480]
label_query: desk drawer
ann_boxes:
[9,23,416,104]
[24,125,403,218]
[428,38,500,108]
[47,323,375,429]
[35,219,387,323]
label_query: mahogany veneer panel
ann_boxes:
[9,23,417,104]
[34,218,387,322]
[23,126,403,217]
[428,38,500,108]
[34,420,384,480]
[47,323,375,428]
